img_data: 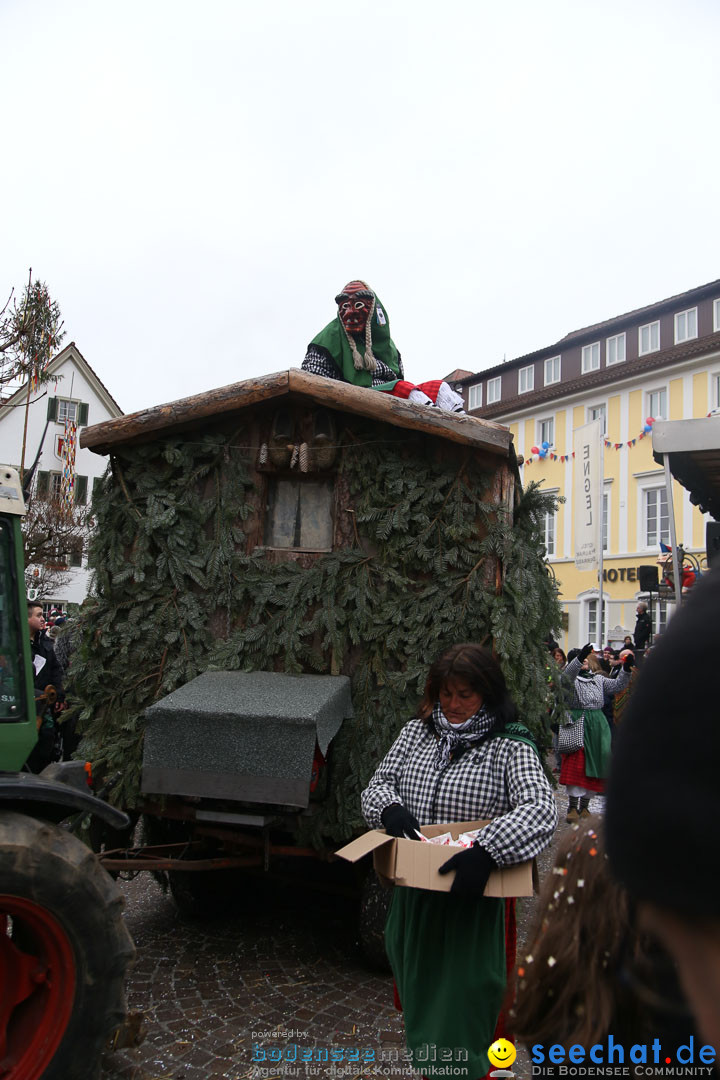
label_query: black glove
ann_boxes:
[438,843,497,895]
[381,803,421,839]
[623,653,635,672]
[578,643,593,661]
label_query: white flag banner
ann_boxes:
[573,418,604,572]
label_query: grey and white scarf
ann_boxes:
[431,703,496,770]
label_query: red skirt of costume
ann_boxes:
[559,748,605,793]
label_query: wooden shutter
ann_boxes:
[77,402,89,426]
[36,471,49,497]
[75,475,88,505]
[46,398,58,421]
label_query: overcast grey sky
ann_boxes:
[2,0,719,415]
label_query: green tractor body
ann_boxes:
[0,466,135,1080]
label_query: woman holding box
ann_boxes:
[361,644,557,1080]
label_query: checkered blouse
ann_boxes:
[564,657,631,710]
[302,344,404,387]
[361,718,557,866]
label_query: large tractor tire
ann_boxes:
[0,812,136,1080]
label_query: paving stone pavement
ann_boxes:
[100,788,603,1080]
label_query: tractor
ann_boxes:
[0,466,135,1080]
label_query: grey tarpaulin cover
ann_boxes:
[141,671,353,808]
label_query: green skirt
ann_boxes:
[385,886,506,1079]
[582,707,611,779]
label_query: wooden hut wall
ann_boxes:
[72,404,560,844]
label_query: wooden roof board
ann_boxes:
[80,369,514,459]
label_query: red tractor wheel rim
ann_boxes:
[0,894,76,1080]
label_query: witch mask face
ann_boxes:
[335,282,374,336]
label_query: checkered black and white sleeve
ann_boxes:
[361,722,416,829]
[303,345,404,388]
[302,346,343,380]
[473,742,558,866]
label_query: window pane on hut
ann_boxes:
[265,479,333,550]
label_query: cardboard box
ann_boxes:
[336,820,536,896]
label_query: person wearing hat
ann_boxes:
[606,569,720,1051]
[302,280,465,412]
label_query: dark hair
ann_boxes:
[552,646,567,665]
[27,600,43,614]
[418,643,517,727]
[512,818,631,1047]
[514,819,694,1053]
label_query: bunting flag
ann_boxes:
[60,418,77,513]
[523,421,654,465]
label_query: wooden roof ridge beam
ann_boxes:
[80,368,511,457]
[80,370,291,452]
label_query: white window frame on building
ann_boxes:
[581,593,609,645]
[543,508,556,557]
[652,598,670,636]
[581,342,601,373]
[487,376,501,404]
[602,485,611,554]
[537,415,554,447]
[544,355,561,385]
[542,487,560,559]
[711,370,720,411]
[714,299,720,332]
[587,402,607,435]
[468,383,482,410]
[674,307,698,344]
[646,385,668,421]
[518,365,534,394]
[638,481,670,550]
[639,321,660,356]
[35,471,89,505]
[606,332,626,366]
[46,397,90,426]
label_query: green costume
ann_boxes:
[375,724,547,1080]
[386,890,505,1079]
[309,288,401,392]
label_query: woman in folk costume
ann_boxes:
[361,644,557,1080]
[559,643,634,823]
[303,280,465,412]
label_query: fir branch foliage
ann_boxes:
[72,425,562,846]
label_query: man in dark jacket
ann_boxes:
[26,601,65,772]
[633,602,652,650]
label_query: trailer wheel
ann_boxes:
[0,812,136,1080]
[357,869,391,972]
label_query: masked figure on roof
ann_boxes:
[302,280,465,413]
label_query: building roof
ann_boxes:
[0,341,123,422]
[652,418,720,522]
[476,329,720,421]
[444,368,474,383]
[455,277,720,387]
[80,369,514,460]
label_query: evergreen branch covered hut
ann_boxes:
[78,369,561,845]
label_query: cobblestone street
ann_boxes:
[100,789,598,1080]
